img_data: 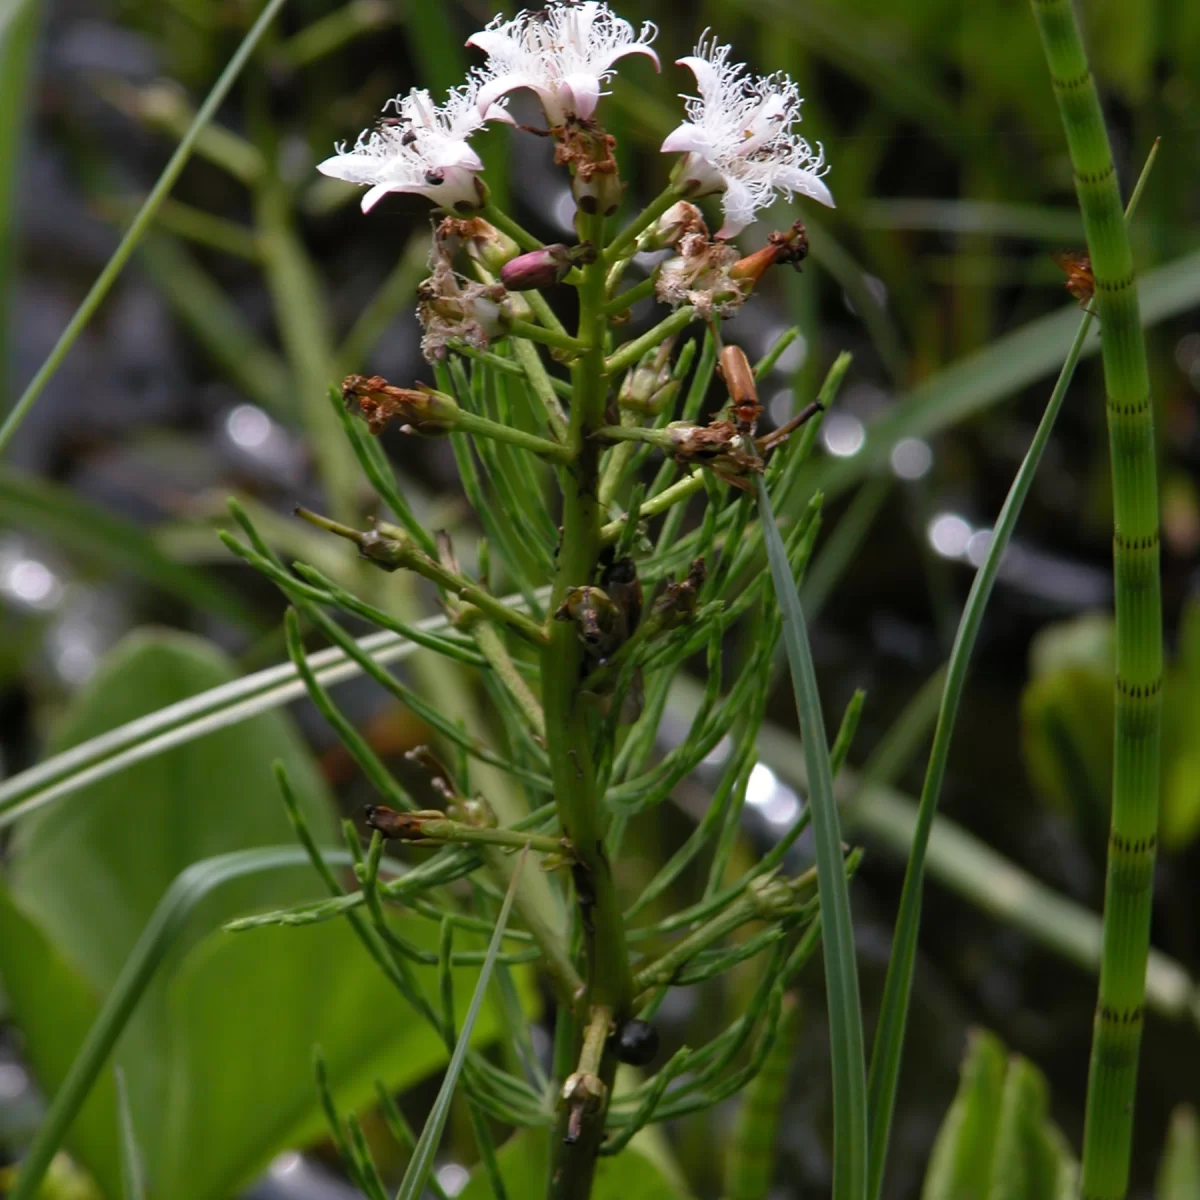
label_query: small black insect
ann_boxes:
[611,1019,659,1067]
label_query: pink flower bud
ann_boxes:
[500,245,573,291]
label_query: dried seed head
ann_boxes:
[342,375,460,436]
[554,585,627,662]
[554,114,623,216]
[655,231,747,318]
[653,557,707,622]
[730,219,810,285]
[417,256,508,361]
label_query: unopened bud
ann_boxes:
[639,201,707,251]
[501,245,572,291]
[356,526,415,571]
[618,338,680,414]
[730,221,809,286]
[438,216,521,275]
[573,166,623,218]
[342,374,460,436]
[500,242,597,291]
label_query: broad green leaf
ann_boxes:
[921,1029,1005,1200]
[9,630,337,989]
[0,470,259,631]
[1157,1106,1200,1200]
[0,885,116,1193]
[457,1127,691,1200]
[3,630,338,1190]
[159,915,538,1200]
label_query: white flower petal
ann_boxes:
[473,72,537,116]
[715,177,758,239]
[316,151,379,186]
[772,164,835,208]
[560,72,602,121]
[674,54,724,104]
[661,122,710,156]
[361,182,394,212]
[482,103,516,126]
[431,141,484,172]
[464,29,517,58]
[598,40,660,74]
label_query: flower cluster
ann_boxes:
[316,79,511,212]
[467,1,660,128]
[664,34,832,237]
[317,3,833,237]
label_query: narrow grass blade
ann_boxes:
[0,588,550,829]
[0,0,290,455]
[754,470,867,1200]
[394,846,529,1200]
[864,141,1160,1200]
[114,1068,145,1200]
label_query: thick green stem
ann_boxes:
[1029,7,1161,1197]
[543,211,634,1200]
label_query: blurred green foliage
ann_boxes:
[1022,600,1200,851]
[0,631,530,1198]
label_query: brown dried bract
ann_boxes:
[341,374,457,436]
[364,805,443,841]
[665,419,763,486]
[601,554,642,636]
[652,558,706,620]
[553,114,618,183]
[1052,249,1095,307]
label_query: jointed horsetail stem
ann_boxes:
[1029,2,1162,1196]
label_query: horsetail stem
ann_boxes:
[1029,4,1162,1196]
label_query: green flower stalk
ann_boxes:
[1029,3,1162,1196]
[236,7,842,1200]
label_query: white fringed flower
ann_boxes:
[662,35,833,239]
[316,82,511,214]
[467,2,659,128]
